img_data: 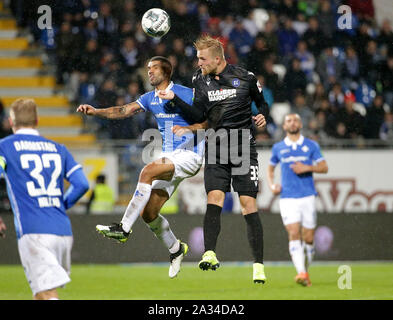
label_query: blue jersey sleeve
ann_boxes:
[62,146,82,179]
[270,144,280,166]
[136,92,150,112]
[63,168,89,209]
[62,146,89,209]
[310,141,324,163]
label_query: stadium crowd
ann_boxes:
[7,0,393,143]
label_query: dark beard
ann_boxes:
[288,128,300,134]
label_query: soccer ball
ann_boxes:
[141,8,171,38]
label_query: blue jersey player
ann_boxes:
[267,113,328,287]
[77,56,204,278]
[0,99,89,300]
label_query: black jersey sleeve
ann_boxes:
[249,73,270,118]
[164,94,206,124]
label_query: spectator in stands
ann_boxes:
[55,21,79,84]
[379,112,393,141]
[308,83,327,111]
[317,44,342,89]
[229,17,255,58]
[119,0,137,27]
[197,3,210,33]
[365,95,387,139]
[353,22,374,63]
[95,79,118,137]
[290,93,314,127]
[278,18,299,59]
[77,72,97,106]
[283,58,307,103]
[342,46,360,88]
[77,39,101,76]
[278,0,298,20]
[292,12,308,37]
[97,2,119,48]
[261,58,282,101]
[83,18,99,41]
[302,16,325,58]
[336,92,365,139]
[259,20,279,60]
[317,0,335,39]
[328,83,345,109]
[169,1,200,42]
[119,37,139,73]
[219,14,235,38]
[247,36,272,75]
[294,40,315,82]
[378,56,393,108]
[360,40,382,84]
[377,19,393,56]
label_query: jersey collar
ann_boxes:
[154,81,174,98]
[15,128,40,136]
[284,135,304,148]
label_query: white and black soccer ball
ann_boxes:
[141,8,171,38]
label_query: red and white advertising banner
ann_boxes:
[178,150,393,214]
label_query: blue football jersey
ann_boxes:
[270,135,324,198]
[0,129,83,238]
[136,82,204,156]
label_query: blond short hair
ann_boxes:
[10,98,38,128]
[194,34,225,59]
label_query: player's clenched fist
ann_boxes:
[77,104,96,115]
[252,114,266,129]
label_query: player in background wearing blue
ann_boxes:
[267,113,328,287]
[0,99,89,300]
[77,56,204,278]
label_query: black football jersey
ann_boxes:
[192,64,269,130]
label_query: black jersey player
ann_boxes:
[158,35,269,283]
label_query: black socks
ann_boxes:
[244,212,264,264]
[203,204,222,251]
[203,205,264,264]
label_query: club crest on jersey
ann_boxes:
[206,76,211,86]
[232,78,240,87]
[207,88,237,101]
[302,145,309,153]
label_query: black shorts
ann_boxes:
[204,147,259,198]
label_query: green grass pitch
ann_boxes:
[1,262,392,300]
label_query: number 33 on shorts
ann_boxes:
[250,165,259,186]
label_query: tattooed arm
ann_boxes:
[76,102,144,119]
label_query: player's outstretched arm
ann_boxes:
[77,102,143,119]
[158,90,206,124]
[172,120,208,136]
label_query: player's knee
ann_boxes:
[139,164,155,183]
[207,190,225,206]
[287,229,301,241]
[303,233,314,244]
